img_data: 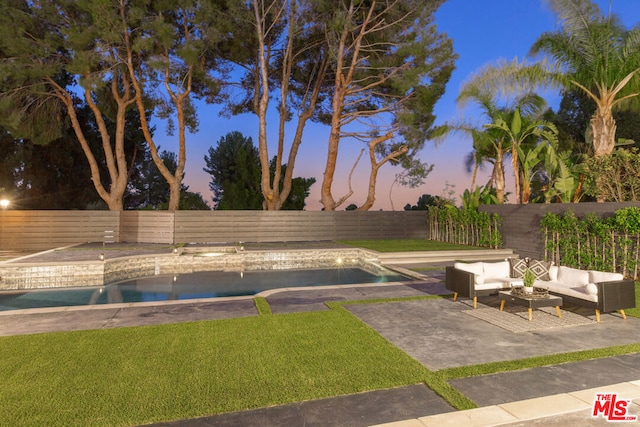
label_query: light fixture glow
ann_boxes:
[0,199,9,209]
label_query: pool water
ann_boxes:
[0,267,411,311]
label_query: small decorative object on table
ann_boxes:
[523,268,535,293]
[511,286,549,298]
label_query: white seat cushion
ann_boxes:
[482,260,510,279]
[538,280,598,303]
[556,266,590,287]
[475,280,513,291]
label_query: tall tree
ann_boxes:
[122,0,227,211]
[269,158,316,210]
[436,80,552,203]
[0,1,139,210]
[483,104,559,204]
[319,0,455,210]
[530,0,640,158]
[464,133,492,190]
[128,149,209,210]
[203,131,316,210]
[0,102,148,210]
[403,193,452,211]
[226,0,330,210]
[475,1,640,160]
[203,132,263,210]
[5,134,103,210]
[0,1,230,211]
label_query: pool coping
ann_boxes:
[0,280,425,316]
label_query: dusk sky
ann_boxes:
[154,0,640,210]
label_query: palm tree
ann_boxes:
[436,115,515,204]
[482,100,558,203]
[481,1,640,158]
[471,128,508,203]
[464,132,493,189]
[451,76,555,203]
[532,0,640,157]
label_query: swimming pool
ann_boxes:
[0,266,412,311]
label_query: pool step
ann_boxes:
[378,249,517,266]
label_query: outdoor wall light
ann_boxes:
[99,253,105,261]
[0,199,9,209]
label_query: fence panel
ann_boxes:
[0,210,427,251]
[173,210,427,242]
[120,211,174,244]
[481,202,640,260]
[0,210,119,251]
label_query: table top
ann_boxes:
[499,289,563,309]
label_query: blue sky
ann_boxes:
[156,0,640,210]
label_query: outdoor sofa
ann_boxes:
[445,259,636,322]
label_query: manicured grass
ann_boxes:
[0,308,433,426]
[625,282,640,319]
[4,292,640,426]
[338,239,484,252]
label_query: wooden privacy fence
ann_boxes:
[174,211,426,243]
[120,211,174,244]
[0,210,428,251]
[0,210,119,251]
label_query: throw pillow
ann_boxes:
[527,259,551,281]
[508,258,528,278]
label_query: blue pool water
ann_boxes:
[0,267,411,311]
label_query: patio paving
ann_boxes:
[346,296,640,371]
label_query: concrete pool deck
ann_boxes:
[1,243,639,426]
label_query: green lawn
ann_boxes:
[625,282,640,318]
[2,295,640,426]
[3,267,639,426]
[0,307,439,426]
[338,239,484,252]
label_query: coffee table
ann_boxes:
[498,290,563,321]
